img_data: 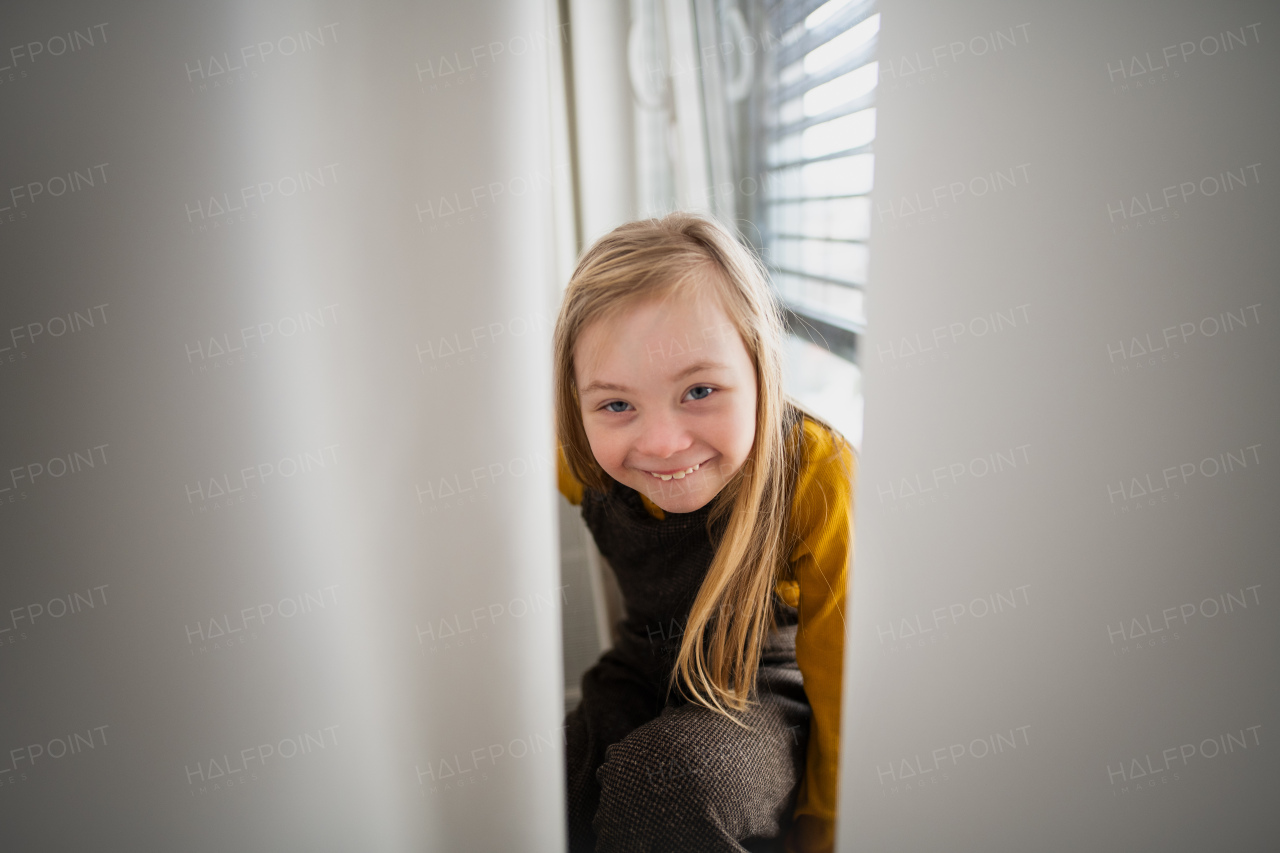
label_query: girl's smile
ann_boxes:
[573,280,758,514]
[643,459,705,479]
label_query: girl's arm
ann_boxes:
[782,418,856,853]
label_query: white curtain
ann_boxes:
[843,1,1278,850]
[1,2,569,850]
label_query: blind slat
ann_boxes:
[768,0,833,34]
[768,142,873,171]
[767,265,863,289]
[774,0,878,68]
[770,37,878,104]
[766,90,876,139]
[770,233,867,245]
[764,193,870,203]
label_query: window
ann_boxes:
[750,0,878,365]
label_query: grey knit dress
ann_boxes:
[564,478,812,853]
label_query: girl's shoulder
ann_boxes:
[786,412,857,542]
[788,412,857,493]
[776,411,856,601]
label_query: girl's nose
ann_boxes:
[634,409,692,460]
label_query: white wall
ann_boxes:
[841,1,1278,850]
[0,2,567,851]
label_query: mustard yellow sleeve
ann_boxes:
[556,444,584,506]
[783,418,856,853]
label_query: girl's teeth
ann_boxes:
[651,462,700,481]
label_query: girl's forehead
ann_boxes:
[574,288,748,382]
[576,286,737,356]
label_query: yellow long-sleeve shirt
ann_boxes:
[556,414,855,853]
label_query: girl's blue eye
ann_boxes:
[600,387,713,413]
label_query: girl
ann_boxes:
[554,212,855,853]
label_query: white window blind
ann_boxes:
[754,0,878,362]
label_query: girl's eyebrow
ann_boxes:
[580,360,729,396]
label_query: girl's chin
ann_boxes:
[647,494,714,514]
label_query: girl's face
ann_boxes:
[574,283,758,514]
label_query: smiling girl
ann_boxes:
[555,212,855,853]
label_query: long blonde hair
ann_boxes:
[553,211,851,726]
